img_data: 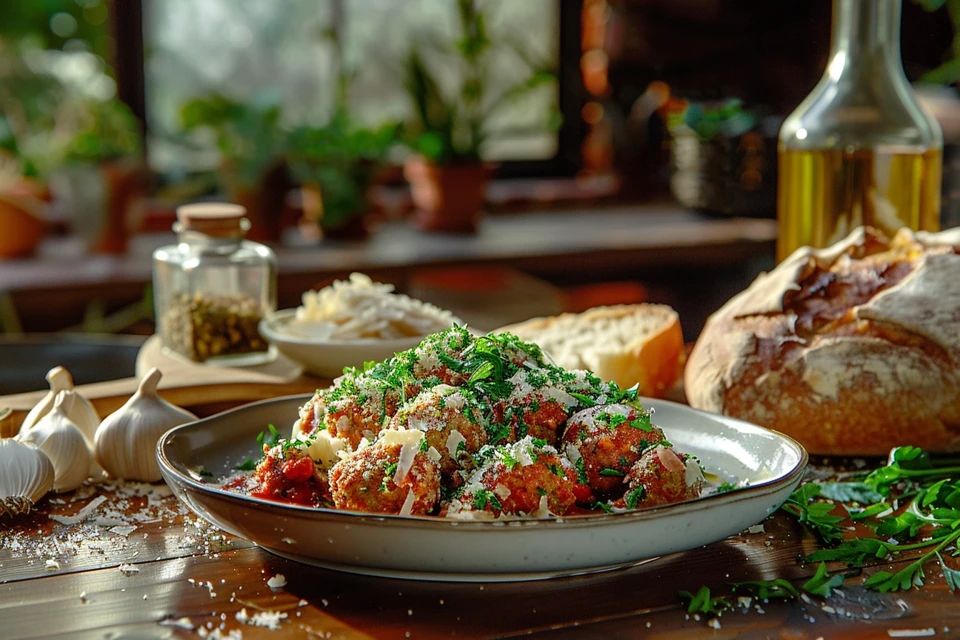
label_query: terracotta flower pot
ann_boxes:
[0,193,46,259]
[220,160,290,244]
[403,156,491,233]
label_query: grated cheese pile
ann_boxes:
[288,273,461,340]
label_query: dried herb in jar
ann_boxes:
[161,292,268,362]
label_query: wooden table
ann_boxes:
[3,458,958,639]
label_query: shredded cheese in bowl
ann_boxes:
[288,273,461,340]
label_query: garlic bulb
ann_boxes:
[0,438,55,518]
[18,393,92,492]
[94,368,197,482]
[21,366,100,445]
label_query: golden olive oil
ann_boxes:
[777,147,942,261]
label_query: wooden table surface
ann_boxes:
[3,451,958,639]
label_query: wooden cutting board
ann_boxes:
[0,335,328,437]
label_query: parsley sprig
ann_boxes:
[779,483,846,545]
[677,586,732,616]
[782,446,960,594]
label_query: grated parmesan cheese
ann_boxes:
[399,489,416,516]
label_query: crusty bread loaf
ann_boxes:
[686,226,960,455]
[497,304,685,398]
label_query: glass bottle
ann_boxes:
[776,0,943,261]
[153,203,277,365]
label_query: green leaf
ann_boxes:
[806,538,890,567]
[677,586,732,616]
[817,482,884,504]
[876,512,924,539]
[625,486,645,509]
[848,502,891,521]
[802,562,845,597]
[864,564,924,593]
[731,578,798,601]
[937,552,960,592]
[599,468,625,478]
[235,459,257,472]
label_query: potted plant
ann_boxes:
[401,0,558,233]
[0,47,144,255]
[286,112,397,240]
[179,92,288,242]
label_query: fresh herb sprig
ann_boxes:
[782,446,960,594]
[779,483,846,546]
[677,586,732,616]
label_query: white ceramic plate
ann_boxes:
[258,309,424,377]
[158,395,807,582]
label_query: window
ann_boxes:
[143,0,564,179]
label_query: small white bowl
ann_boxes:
[258,309,426,378]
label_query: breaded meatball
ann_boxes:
[618,445,704,509]
[329,429,441,515]
[251,444,331,507]
[323,372,401,449]
[294,390,326,438]
[448,436,576,519]
[561,404,667,501]
[491,368,581,446]
[388,384,487,477]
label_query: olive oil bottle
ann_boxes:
[777,0,942,262]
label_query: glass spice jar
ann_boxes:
[153,203,277,365]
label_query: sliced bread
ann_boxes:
[496,304,684,398]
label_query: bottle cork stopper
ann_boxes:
[175,203,250,238]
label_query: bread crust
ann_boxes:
[498,304,684,398]
[686,226,960,455]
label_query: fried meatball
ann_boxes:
[618,445,704,509]
[323,372,401,449]
[561,404,667,501]
[329,429,441,516]
[294,389,326,438]
[388,384,487,477]
[251,444,331,507]
[448,436,576,519]
[491,368,581,446]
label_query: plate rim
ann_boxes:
[157,393,809,531]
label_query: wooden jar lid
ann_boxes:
[175,203,250,238]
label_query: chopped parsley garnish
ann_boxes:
[592,501,613,514]
[575,457,588,485]
[605,413,628,428]
[569,392,596,407]
[628,413,653,432]
[624,486,645,509]
[677,586,731,616]
[235,459,257,472]
[196,467,214,479]
[536,487,547,496]
[500,449,520,471]
[473,489,503,512]
[256,423,282,448]
[599,468,625,477]
[715,481,739,494]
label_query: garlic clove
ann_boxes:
[17,392,92,493]
[55,392,104,479]
[21,367,100,445]
[94,367,197,482]
[0,438,55,518]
